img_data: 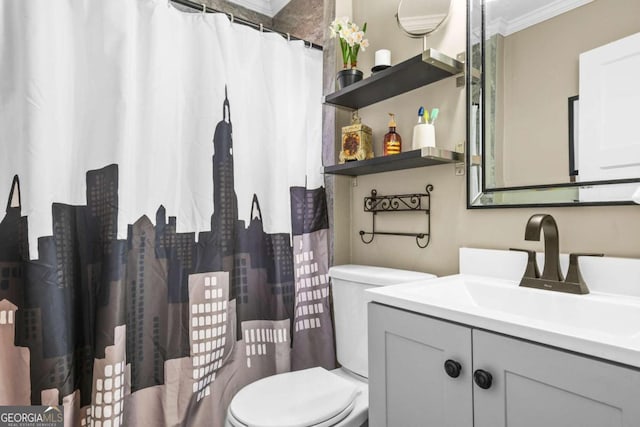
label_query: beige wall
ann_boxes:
[329,0,640,276]
[496,0,640,187]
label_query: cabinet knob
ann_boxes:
[473,369,493,389]
[444,359,462,378]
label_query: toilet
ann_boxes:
[226,264,436,427]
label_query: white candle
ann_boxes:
[375,49,391,66]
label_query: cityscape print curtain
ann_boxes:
[0,0,333,426]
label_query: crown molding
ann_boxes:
[270,0,291,16]
[488,0,593,37]
[226,0,291,17]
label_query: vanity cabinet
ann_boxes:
[368,303,640,427]
[368,303,473,426]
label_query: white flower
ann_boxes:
[329,17,368,66]
[339,26,353,41]
[329,18,343,38]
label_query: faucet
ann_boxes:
[513,214,603,294]
[524,214,563,282]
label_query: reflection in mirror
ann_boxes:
[467,0,640,207]
[396,0,452,38]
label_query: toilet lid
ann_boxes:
[229,367,359,427]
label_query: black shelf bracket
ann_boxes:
[359,185,434,248]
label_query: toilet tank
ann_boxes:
[329,264,436,378]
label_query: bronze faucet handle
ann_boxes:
[565,253,604,286]
[509,248,540,279]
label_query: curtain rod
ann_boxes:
[170,0,323,51]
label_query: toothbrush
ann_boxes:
[429,108,439,124]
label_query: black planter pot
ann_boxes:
[337,68,363,90]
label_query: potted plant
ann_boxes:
[329,17,369,89]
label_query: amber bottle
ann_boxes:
[383,113,402,155]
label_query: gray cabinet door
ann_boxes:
[473,330,640,427]
[368,303,473,427]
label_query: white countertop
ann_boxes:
[367,273,640,368]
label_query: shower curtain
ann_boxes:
[0,0,334,425]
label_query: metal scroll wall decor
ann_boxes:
[359,184,434,248]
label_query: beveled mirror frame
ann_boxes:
[465,0,640,209]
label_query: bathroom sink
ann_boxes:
[366,274,640,368]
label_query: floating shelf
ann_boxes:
[324,49,464,110]
[324,147,463,176]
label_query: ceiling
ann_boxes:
[226,0,292,17]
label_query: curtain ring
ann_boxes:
[286,32,291,41]
[229,13,234,23]
[259,23,264,32]
[201,3,206,13]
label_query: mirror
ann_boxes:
[467,0,640,207]
[396,0,451,38]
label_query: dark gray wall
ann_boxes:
[173,0,322,46]
[200,0,272,27]
[273,0,324,46]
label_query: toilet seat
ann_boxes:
[227,401,355,427]
[228,367,360,427]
